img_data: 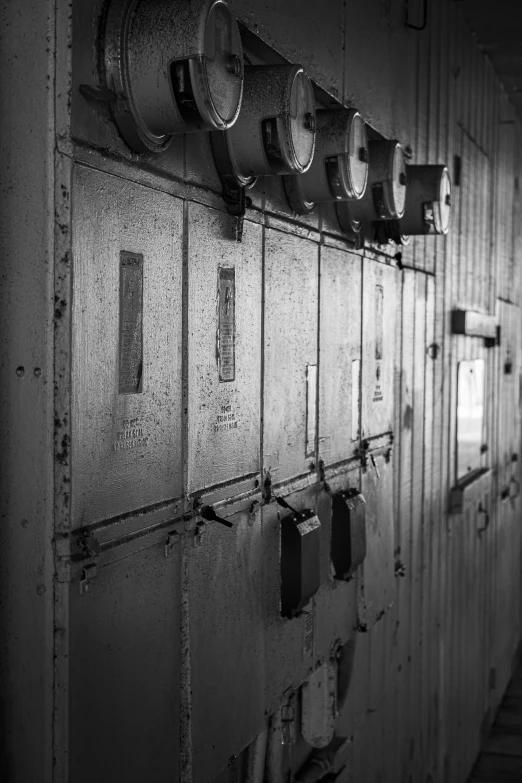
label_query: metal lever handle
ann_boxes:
[199,505,233,528]
[275,496,303,519]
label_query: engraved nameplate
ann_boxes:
[119,252,143,394]
[218,267,235,382]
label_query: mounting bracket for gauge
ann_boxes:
[284,109,369,214]
[104,0,244,153]
[399,165,451,235]
[335,200,364,250]
[211,63,316,181]
[371,219,411,246]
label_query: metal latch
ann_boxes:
[80,563,98,595]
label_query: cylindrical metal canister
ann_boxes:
[399,164,451,235]
[218,64,316,179]
[105,0,244,152]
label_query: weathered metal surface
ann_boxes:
[300,660,337,748]
[71,166,183,525]
[361,259,397,440]
[3,2,522,783]
[187,205,262,492]
[318,246,362,467]
[0,1,56,781]
[263,229,318,483]
[68,536,181,783]
[188,507,265,783]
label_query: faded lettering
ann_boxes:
[213,403,239,433]
[113,417,149,451]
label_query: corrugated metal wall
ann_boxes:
[1,1,522,782]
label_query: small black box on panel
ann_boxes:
[280,510,321,618]
[331,489,366,580]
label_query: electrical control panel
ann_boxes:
[331,489,367,580]
[281,508,321,618]
[284,109,369,214]
[71,166,183,526]
[211,64,316,181]
[104,0,244,153]
[335,140,407,239]
[399,164,452,235]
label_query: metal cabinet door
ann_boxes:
[358,455,395,629]
[263,230,319,482]
[319,246,362,466]
[361,259,397,440]
[187,205,262,492]
[188,507,265,782]
[68,537,181,783]
[71,166,183,526]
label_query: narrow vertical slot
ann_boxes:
[306,364,317,458]
[119,251,144,394]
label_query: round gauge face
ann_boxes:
[347,112,368,199]
[203,1,243,126]
[435,166,451,234]
[391,143,407,217]
[289,69,316,172]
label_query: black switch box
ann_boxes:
[280,510,321,618]
[331,489,366,580]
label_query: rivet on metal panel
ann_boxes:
[165,531,180,558]
[79,563,97,595]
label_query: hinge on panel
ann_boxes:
[165,530,180,558]
[80,562,98,595]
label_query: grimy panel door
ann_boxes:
[68,538,181,783]
[189,507,265,783]
[71,166,183,526]
[263,230,319,483]
[361,259,397,441]
[319,246,362,467]
[359,259,397,627]
[187,207,262,492]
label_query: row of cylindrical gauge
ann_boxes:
[101,0,451,243]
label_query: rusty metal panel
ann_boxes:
[187,206,262,492]
[263,230,319,483]
[319,246,362,467]
[71,166,183,526]
[68,537,181,783]
[361,259,397,441]
[188,507,265,783]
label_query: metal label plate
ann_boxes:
[119,252,143,394]
[218,267,236,382]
